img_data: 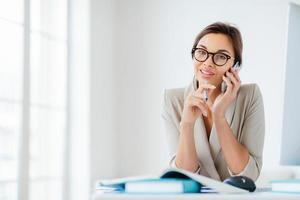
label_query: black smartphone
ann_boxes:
[221,62,241,93]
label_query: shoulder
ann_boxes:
[163,87,185,112]
[238,83,263,102]
[237,83,264,113]
[162,83,194,127]
[162,87,188,126]
[164,88,185,102]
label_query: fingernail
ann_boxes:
[203,112,207,117]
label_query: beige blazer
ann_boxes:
[162,83,265,181]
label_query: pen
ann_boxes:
[204,89,208,102]
[203,81,208,102]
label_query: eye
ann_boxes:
[215,53,228,61]
[195,49,207,57]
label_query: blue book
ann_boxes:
[271,179,300,194]
[125,178,201,194]
[96,168,248,194]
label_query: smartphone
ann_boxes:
[221,62,241,93]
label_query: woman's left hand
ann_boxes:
[212,68,241,118]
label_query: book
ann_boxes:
[271,179,300,193]
[96,167,248,194]
[125,178,201,193]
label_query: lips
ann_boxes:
[200,69,215,78]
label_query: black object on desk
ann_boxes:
[223,176,256,192]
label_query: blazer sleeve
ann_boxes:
[162,89,203,173]
[161,89,181,166]
[228,84,265,181]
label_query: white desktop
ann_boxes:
[92,192,300,200]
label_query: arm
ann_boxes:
[229,85,265,180]
[162,84,214,173]
[214,84,265,180]
[162,89,199,172]
[212,68,265,180]
[213,116,249,174]
[175,122,200,172]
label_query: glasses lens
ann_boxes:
[214,53,228,66]
[194,49,207,62]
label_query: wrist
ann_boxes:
[212,106,225,117]
[179,121,195,129]
[212,113,226,122]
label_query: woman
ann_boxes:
[162,22,265,181]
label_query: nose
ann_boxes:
[203,54,214,67]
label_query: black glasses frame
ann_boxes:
[191,48,232,66]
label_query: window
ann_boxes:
[0,0,68,199]
[0,1,24,199]
[29,0,67,199]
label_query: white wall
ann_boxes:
[69,0,91,199]
[90,0,117,184]
[90,0,300,183]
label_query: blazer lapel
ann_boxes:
[184,82,238,179]
[209,98,238,161]
[194,116,221,180]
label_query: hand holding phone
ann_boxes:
[221,62,241,93]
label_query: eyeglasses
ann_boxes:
[191,48,232,66]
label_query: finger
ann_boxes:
[189,99,209,116]
[191,93,205,100]
[226,71,241,93]
[222,75,233,92]
[226,71,239,86]
[198,83,216,91]
[189,97,205,108]
[195,84,216,96]
[191,95,208,105]
[230,68,241,83]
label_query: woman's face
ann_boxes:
[193,33,235,88]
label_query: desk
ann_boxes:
[93,192,300,200]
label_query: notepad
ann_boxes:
[271,179,300,193]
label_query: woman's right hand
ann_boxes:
[181,83,216,126]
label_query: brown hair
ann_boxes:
[191,22,243,65]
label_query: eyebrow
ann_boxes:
[197,44,231,54]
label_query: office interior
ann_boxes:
[1,0,300,199]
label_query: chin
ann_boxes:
[196,76,221,87]
[196,76,212,84]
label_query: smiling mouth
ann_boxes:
[200,69,215,76]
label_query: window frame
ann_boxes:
[16,0,70,200]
